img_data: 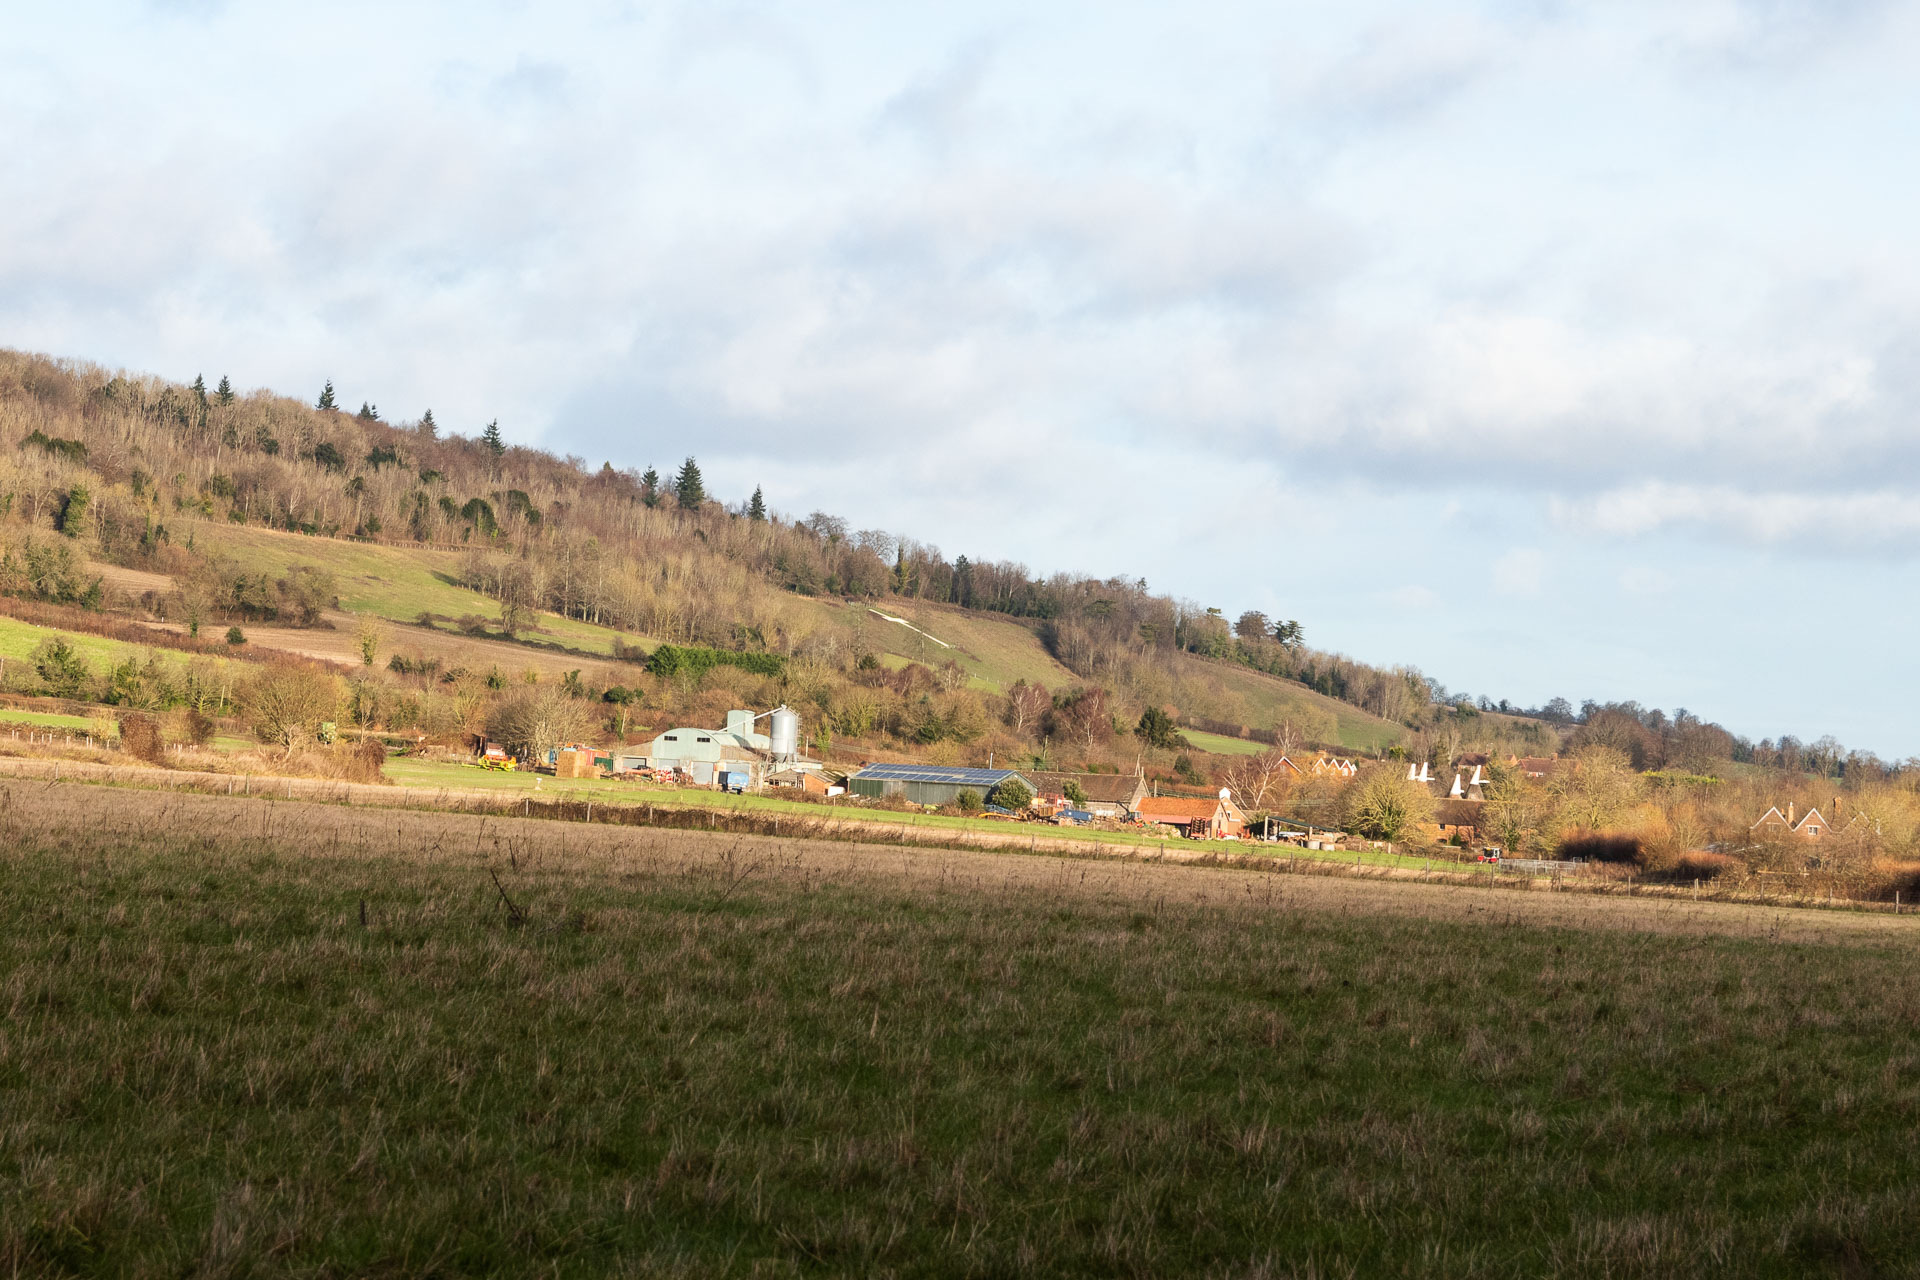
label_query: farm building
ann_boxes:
[1445,764,1487,801]
[767,765,844,796]
[1024,771,1148,820]
[1508,755,1563,779]
[847,763,1037,808]
[1434,799,1483,841]
[1751,803,1833,841]
[1135,792,1247,839]
[644,709,774,787]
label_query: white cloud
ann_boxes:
[1554,483,1920,553]
[1492,549,1545,597]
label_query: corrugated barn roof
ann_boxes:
[850,763,1028,787]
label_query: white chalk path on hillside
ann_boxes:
[868,609,953,649]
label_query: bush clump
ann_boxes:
[1559,833,1643,865]
[117,712,165,765]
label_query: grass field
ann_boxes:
[0,615,269,694]
[3,783,1917,1277]
[187,523,642,657]
[380,758,1466,872]
[1181,727,1270,756]
[0,706,98,731]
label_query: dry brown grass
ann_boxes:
[2,781,1919,1276]
[2,780,1913,947]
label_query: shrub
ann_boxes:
[1670,851,1740,882]
[1344,769,1434,842]
[955,788,983,813]
[647,644,784,681]
[226,626,246,646]
[1866,861,1920,903]
[29,636,91,698]
[341,738,389,784]
[1559,833,1643,865]
[989,778,1034,811]
[117,712,165,765]
[240,664,340,754]
[21,429,87,462]
[0,537,101,606]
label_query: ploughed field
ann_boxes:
[4,784,1918,1278]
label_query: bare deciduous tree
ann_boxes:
[1223,749,1297,814]
[1004,680,1050,737]
[240,664,340,756]
[487,686,595,761]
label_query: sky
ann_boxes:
[4,0,1918,755]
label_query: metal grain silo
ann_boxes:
[769,705,800,759]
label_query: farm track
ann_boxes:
[6,769,1915,945]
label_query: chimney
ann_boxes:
[1449,773,1463,798]
[1788,801,1795,824]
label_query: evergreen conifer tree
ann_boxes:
[59,485,91,542]
[639,467,661,508]
[317,380,337,411]
[215,375,234,405]
[481,419,505,460]
[419,409,436,438]
[747,486,766,521]
[356,402,380,421]
[673,457,705,510]
[190,374,208,405]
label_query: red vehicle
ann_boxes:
[1477,848,1502,864]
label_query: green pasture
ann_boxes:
[188,523,642,658]
[0,616,251,688]
[0,707,99,732]
[1180,728,1270,756]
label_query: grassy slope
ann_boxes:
[0,616,262,689]
[1180,728,1269,757]
[1171,654,1404,753]
[0,707,98,731]
[5,789,1918,1278]
[187,523,642,656]
[178,523,1408,744]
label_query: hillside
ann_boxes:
[0,348,1601,780]
[80,515,1410,758]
